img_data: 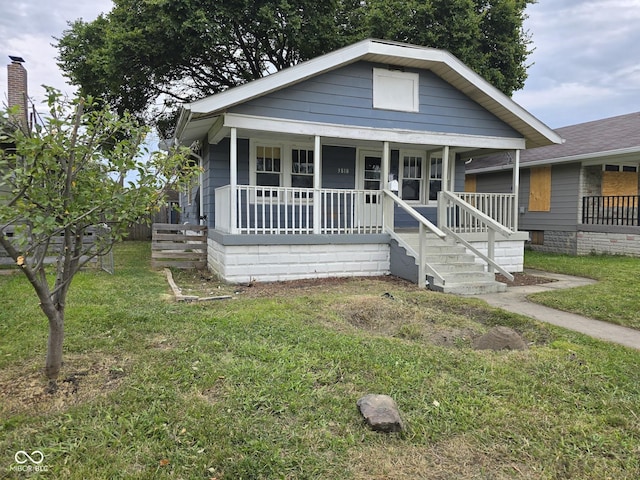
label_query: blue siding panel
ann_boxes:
[231,61,520,138]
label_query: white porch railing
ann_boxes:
[215,185,383,234]
[214,185,515,283]
[454,193,517,232]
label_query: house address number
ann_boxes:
[337,168,350,174]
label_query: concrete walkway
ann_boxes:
[472,269,640,351]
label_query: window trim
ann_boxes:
[250,140,316,200]
[251,141,283,188]
[398,149,426,204]
[427,154,443,204]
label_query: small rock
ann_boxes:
[357,394,404,433]
[473,326,528,351]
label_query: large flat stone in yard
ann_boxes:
[473,326,527,351]
[357,394,404,433]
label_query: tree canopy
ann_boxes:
[56,0,535,137]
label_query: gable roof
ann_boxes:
[467,111,640,173]
[175,38,562,149]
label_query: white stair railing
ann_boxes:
[438,191,514,281]
[382,189,447,286]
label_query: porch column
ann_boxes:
[313,135,322,234]
[382,141,394,231]
[441,146,450,192]
[448,149,456,192]
[512,149,520,231]
[230,127,238,234]
[382,141,390,190]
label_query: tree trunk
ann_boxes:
[45,309,65,381]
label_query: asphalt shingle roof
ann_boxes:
[468,111,640,172]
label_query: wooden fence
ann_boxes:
[0,226,100,266]
[151,223,207,269]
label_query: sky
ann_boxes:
[1,0,639,130]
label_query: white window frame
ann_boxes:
[427,154,443,203]
[251,142,283,187]
[290,146,315,189]
[372,68,420,113]
[250,140,315,200]
[398,149,426,204]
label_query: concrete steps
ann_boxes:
[394,232,507,295]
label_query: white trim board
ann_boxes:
[221,113,527,150]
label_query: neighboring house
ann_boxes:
[173,39,561,294]
[466,112,640,257]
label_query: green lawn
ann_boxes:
[525,251,640,329]
[1,242,639,479]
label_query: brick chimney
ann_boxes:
[7,56,29,131]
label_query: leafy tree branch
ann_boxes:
[0,89,199,385]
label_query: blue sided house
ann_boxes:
[172,39,562,294]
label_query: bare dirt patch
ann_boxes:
[169,269,555,300]
[0,353,130,416]
[496,272,556,286]
[167,272,554,347]
[334,294,482,347]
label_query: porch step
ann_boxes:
[429,280,507,295]
[395,232,507,295]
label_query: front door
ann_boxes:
[358,150,383,229]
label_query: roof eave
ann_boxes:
[469,145,640,174]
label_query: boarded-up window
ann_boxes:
[528,166,551,212]
[465,174,476,193]
[602,171,638,208]
[602,171,638,197]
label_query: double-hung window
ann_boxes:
[255,145,281,197]
[292,148,314,198]
[252,143,316,199]
[401,153,423,201]
[291,148,314,188]
[428,156,443,201]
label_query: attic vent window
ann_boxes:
[372,68,419,113]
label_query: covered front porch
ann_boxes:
[205,127,525,292]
